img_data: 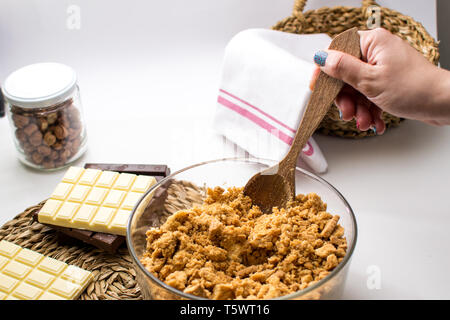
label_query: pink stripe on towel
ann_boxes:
[302,141,314,156]
[219,89,296,134]
[218,95,294,145]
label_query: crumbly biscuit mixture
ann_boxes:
[141,186,347,300]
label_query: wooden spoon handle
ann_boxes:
[280,27,362,174]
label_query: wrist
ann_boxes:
[429,68,450,124]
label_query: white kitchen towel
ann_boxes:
[214,28,332,173]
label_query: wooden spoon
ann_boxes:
[243,27,361,213]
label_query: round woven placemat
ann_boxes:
[0,201,142,300]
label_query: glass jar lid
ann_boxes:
[2,62,77,108]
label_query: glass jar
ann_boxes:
[2,63,87,171]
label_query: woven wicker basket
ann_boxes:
[273,0,439,138]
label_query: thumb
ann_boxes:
[313,50,375,95]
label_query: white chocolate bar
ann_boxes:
[38,166,157,236]
[0,240,92,300]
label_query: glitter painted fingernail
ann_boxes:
[313,50,328,67]
[338,109,343,119]
[356,120,360,130]
[371,126,377,135]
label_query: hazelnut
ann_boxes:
[50,150,59,160]
[68,127,82,140]
[52,142,63,150]
[54,125,69,140]
[67,106,80,120]
[47,125,56,134]
[59,113,70,127]
[54,159,66,168]
[12,114,30,128]
[43,132,57,146]
[70,119,81,129]
[59,152,68,163]
[59,156,67,164]
[37,145,52,156]
[23,123,38,136]
[31,152,44,164]
[70,138,81,153]
[64,143,73,158]
[15,129,27,143]
[47,112,58,125]
[60,148,72,160]
[29,131,43,147]
[37,118,49,131]
[42,159,55,169]
[23,142,34,154]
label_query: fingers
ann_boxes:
[335,91,355,121]
[335,87,386,134]
[313,49,378,97]
[358,28,393,63]
[369,105,386,134]
[355,99,372,131]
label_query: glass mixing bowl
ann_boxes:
[127,158,357,300]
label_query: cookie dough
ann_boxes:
[141,186,347,300]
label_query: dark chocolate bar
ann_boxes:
[84,163,170,180]
[32,210,125,254]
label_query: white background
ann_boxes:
[1,0,449,299]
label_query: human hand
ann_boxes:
[310,28,450,134]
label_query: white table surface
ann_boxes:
[1,0,449,299]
